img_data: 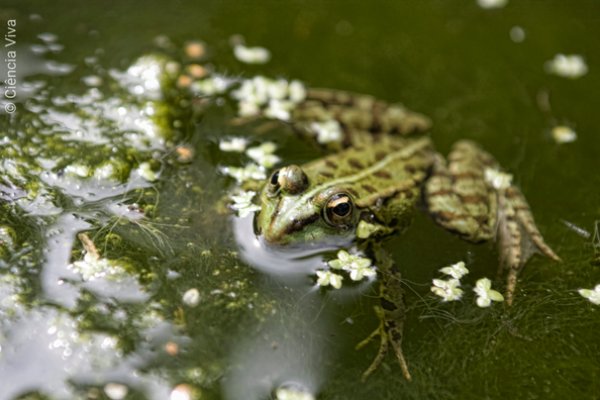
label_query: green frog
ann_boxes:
[249,88,560,381]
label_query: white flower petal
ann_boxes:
[329,273,343,289]
[476,296,492,308]
[234,45,271,64]
[552,126,577,144]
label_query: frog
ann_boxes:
[246,88,561,381]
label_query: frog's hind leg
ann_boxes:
[291,89,432,150]
[424,140,560,305]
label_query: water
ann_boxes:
[1,1,599,399]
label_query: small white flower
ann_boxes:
[264,99,294,121]
[137,162,156,181]
[191,76,231,95]
[219,138,248,152]
[104,383,128,400]
[440,261,469,280]
[233,44,271,64]
[182,288,201,307]
[221,164,266,182]
[545,54,588,79]
[238,101,260,117]
[230,190,261,217]
[288,80,307,103]
[552,126,577,143]
[484,168,513,190]
[311,119,343,144]
[316,270,343,289]
[579,284,600,305]
[251,76,270,104]
[349,264,376,281]
[431,278,464,302]
[267,79,289,100]
[477,0,508,9]
[246,142,280,168]
[82,75,103,87]
[328,250,376,281]
[473,278,504,307]
[232,78,269,106]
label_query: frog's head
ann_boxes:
[254,165,360,247]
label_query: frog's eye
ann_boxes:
[266,169,282,197]
[324,194,355,229]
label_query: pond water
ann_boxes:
[1,1,599,399]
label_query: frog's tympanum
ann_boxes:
[250,89,560,381]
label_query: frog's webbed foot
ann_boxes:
[424,140,560,305]
[356,305,411,382]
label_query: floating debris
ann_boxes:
[545,54,588,79]
[477,0,508,9]
[38,32,58,42]
[440,261,469,280]
[264,99,294,121]
[230,190,261,217]
[65,164,91,178]
[316,270,343,289]
[246,142,281,168]
[191,76,233,95]
[231,77,307,118]
[176,146,195,163]
[165,342,179,355]
[559,219,590,238]
[288,80,307,103]
[484,168,513,190]
[431,278,464,302]
[177,75,193,88]
[310,119,343,144]
[185,41,206,58]
[552,126,577,143]
[233,44,271,64]
[328,250,376,281]
[104,383,128,400]
[509,26,525,43]
[67,234,131,281]
[182,288,201,307]
[137,162,156,181]
[473,278,504,307]
[579,285,600,305]
[276,387,316,400]
[221,164,266,182]
[82,75,103,87]
[170,384,196,400]
[219,137,248,152]
[187,64,207,78]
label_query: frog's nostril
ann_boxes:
[283,165,309,195]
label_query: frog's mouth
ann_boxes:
[253,209,356,250]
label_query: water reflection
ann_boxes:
[228,213,376,399]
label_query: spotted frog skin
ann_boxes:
[250,89,560,381]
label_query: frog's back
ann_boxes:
[299,135,435,236]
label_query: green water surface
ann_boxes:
[1,1,600,399]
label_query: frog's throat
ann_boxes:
[298,137,432,204]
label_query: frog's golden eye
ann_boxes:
[267,169,282,197]
[324,194,354,229]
